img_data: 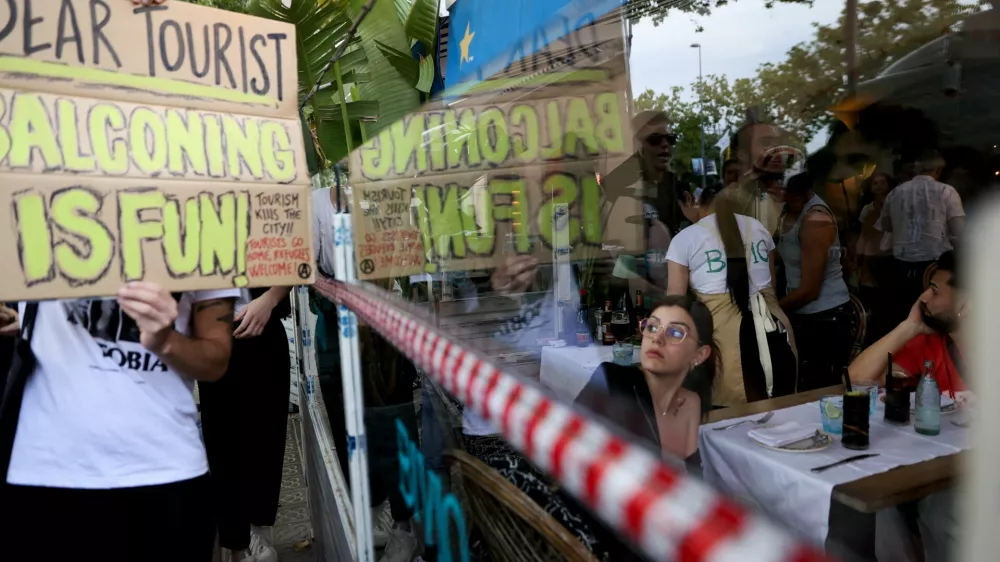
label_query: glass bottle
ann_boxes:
[915,360,941,436]
[601,300,615,345]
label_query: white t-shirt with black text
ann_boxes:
[666,214,775,295]
[9,290,239,489]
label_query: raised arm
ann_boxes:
[848,300,928,386]
[117,283,235,382]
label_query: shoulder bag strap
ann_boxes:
[0,302,40,483]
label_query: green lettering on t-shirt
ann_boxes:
[705,249,726,272]
[750,239,770,264]
[756,240,770,263]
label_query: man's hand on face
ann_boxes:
[903,299,935,336]
[117,282,179,355]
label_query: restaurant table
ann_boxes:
[700,386,968,557]
[539,344,640,401]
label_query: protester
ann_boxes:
[0,284,237,562]
[666,184,797,405]
[199,286,292,562]
[775,172,853,391]
[848,250,967,562]
[602,110,684,234]
[877,150,965,324]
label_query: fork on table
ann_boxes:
[712,412,774,431]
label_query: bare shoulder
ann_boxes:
[677,388,702,419]
[803,207,834,225]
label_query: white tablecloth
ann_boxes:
[699,399,970,545]
[539,344,640,402]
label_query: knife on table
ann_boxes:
[810,453,880,473]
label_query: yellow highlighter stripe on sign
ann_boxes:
[0,56,275,107]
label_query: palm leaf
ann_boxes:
[249,0,372,164]
[351,0,421,136]
[402,0,438,51]
[416,56,434,93]
[315,99,380,121]
[375,40,419,86]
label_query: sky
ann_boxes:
[628,0,845,151]
[629,0,844,96]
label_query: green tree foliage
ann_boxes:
[185,0,249,12]
[637,0,985,145]
[634,86,723,182]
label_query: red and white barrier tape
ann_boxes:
[316,278,832,562]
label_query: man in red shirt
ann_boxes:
[848,250,966,561]
[849,250,968,397]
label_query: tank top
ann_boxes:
[777,195,850,315]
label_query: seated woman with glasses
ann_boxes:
[576,296,720,466]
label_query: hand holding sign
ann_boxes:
[0,305,18,337]
[117,282,179,355]
[491,256,539,296]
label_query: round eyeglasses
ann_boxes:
[640,320,691,345]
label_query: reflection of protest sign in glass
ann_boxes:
[350,12,636,280]
[0,0,313,300]
[692,157,705,176]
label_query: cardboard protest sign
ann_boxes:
[2,176,312,300]
[0,0,297,117]
[349,12,638,280]
[0,88,307,183]
[0,0,313,300]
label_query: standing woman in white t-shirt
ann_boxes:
[666,185,798,406]
[1,283,239,562]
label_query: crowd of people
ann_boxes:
[418,103,980,561]
[0,1,987,561]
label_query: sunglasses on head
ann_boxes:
[645,133,678,146]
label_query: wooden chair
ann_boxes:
[923,262,938,290]
[445,449,599,562]
[848,293,867,361]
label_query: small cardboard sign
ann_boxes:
[0,0,313,300]
[349,13,638,279]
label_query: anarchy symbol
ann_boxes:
[359,259,376,275]
[297,263,312,279]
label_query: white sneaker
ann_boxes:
[250,526,279,562]
[378,529,419,562]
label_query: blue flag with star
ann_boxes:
[445,0,624,88]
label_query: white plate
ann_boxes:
[749,426,834,453]
[879,392,958,414]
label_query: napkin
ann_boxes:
[748,421,815,448]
